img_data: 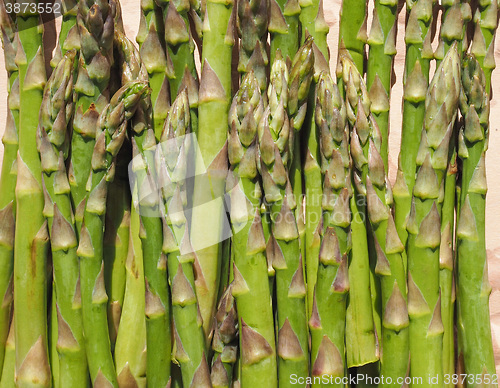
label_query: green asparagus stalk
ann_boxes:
[392,0,435,265]
[211,285,238,388]
[165,0,198,99]
[0,318,14,387]
[114,205,147,388]
[364,0,399,374]
[338,0,366,72]
[137,0,170,139]
[114,29,173,386]
[77,81,149,387]
[156,90,210,386]
[69,0,115,234]
[49,294,59,388]
[456,54,495,384]
[338,51,378,368]
[37,50,90,388]
[268,0,299,62]
[433,4,470,383]
[103,176,130,346]
[296,0,330,319]
[260,55,310,385]
[365,0,397,170]
[309,72,350,386]
[191,0,234,340]
[470,0,497,93]
[51,0,79,67]
[287,38,315,284]
[352,104,409,384]
[237,0,269,91]
[407,45,460,386]
[228,71,277,388]
[13,4,51,386]
[0,0,17,374]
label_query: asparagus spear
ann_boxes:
[78,81,149,387]
[456,54,495,384]
[338,0,366,72]
[310,72,350,386]
[228,72,277,388]
[114,30,172,386]
[268,0,299,63]
[470,0,498,93]
[349,93,409,384]
[260,56,310,385]
[156,90,210,386]
[51,0,79,67]
[165,0,198,99]
[433,4,470,382]
[103,174,130,346]
[237,0,269,91]
[0,0,17,374]
[296,0,330,319]
[13,4,51,386]
[211,286,238,388]
[137,0,170,139]
[407,46,460,386]
[365,0,397,170]
[287,38,315,283]
[0,319,14,387]
[191,0,234,340]
[392,0,435,267]
[338,51,378,368]
[114,206,147,388]
[364,0,399,378]
[37,50,90,388]
[69,0,115,235]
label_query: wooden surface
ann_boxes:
[0,0,499,373]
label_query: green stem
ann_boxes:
[191,0,234,341]
[229,73,277,388]
[297,0,330,321]
[114,205,147,388]
[159,91,209,386]
[338,0,366,72]
[103,177,130,348]
[78,82,148,387]
[0,318,14,388]
[310,74,350,388]
[392,0,434,268]
[0,3,18,374]
[456,54,495,384]
[37,50,88,388]
[14,12,51,387]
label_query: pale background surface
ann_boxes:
[0,0,499,373]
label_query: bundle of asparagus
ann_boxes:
[0,0,497,386]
